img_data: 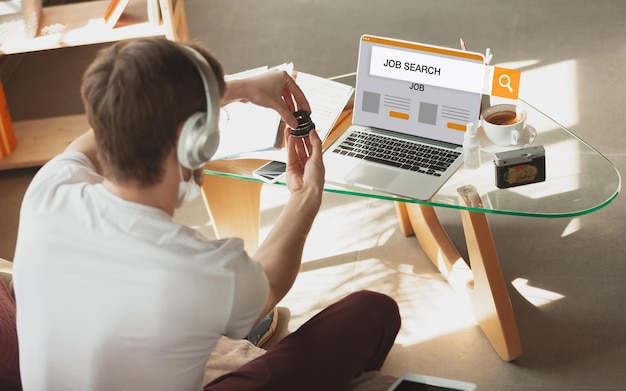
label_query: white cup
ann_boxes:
[480,104,526,146]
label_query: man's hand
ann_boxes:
[222,70,311,129]
[284,126,325,198]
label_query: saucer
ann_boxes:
[478,124,537,153]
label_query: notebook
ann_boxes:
[323,35,485,200]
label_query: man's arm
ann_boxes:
[65,129,104,175]
[223,70,321,322]
[252,127,325,321]
[222,70,310,129]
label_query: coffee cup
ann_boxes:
[480,104,526,147]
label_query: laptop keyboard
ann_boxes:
[332,129,461,177]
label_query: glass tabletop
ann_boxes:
[203,75,621,219]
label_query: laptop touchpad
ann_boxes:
[345,164,400,188]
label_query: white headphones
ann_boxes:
[176,45,221,169]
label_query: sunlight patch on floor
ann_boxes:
[511,278,565,307]
[560,217,582,238]
[260,181,479,347]
[282,255,477,347]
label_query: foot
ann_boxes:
[245,307,278,348]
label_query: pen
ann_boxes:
[461,38,493,64]
[485,48,493,65]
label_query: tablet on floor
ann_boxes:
[387,373,476,391]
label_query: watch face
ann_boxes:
[290,110,315,138]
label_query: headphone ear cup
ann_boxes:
[175,44,222,169]
[177,111,220,169]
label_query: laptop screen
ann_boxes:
[353,35,485,145]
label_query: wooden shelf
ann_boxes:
[0,0,165,55]
[0,115,89,170]
[0,0,189,171]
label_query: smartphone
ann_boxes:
[252,160,287,183]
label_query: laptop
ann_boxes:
[323,35,485,200]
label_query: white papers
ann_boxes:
[294,72,355,142]
[213,64,292,160]
[212,64,354,161]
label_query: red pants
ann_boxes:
[205,290,401,390]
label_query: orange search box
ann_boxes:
[491,66,521,100]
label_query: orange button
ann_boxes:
[447,122,467,131]
[389,111,410,120]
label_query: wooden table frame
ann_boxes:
[201,111,522,361]
[395,202,521,361]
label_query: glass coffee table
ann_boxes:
[201,92,620,362]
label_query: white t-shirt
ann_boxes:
[13,152,269,391]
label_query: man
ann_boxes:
[13,38,400,390]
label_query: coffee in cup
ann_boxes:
[480,104,526,147]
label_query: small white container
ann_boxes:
[463,122,480,170]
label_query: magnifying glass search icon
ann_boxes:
[499,74,514,93]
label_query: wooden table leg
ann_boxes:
[200,174,263,254]
[396,201,522,361]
